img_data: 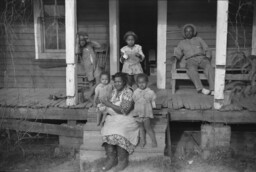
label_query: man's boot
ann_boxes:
[101,144,118,171]
[113,146,129,172]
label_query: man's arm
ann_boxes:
[198,37,211,58]
[170,44,183,63]
[173,42,184,60]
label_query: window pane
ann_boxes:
[57,0,65,17]
[57,5,65,16]
[45,18,57,49]
[58,18,65,49]
[44,5,55,17]
[43,0,55,5]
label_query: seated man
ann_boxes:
[172,24,215,95]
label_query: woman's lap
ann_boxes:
[101,115,139,154]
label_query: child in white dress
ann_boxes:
[93,72,113,126]
[132,73,157,147]
[120,31,145,87]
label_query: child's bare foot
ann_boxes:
[152,141,157,148]
[139,138,146,148]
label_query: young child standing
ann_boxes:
[132,73,157,148]
[93,72,113,126]
[120,31,145,87]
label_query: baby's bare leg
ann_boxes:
[144,118,157,147]
[96,111,103,126]
[100,111,107,126]
[139,122,146,148]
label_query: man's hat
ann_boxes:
[182,24,197,38]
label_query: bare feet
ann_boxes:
[139,138,146,148]
[152,141,157,148]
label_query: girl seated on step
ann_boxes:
[132,73,157,147]
[93,72,113,126]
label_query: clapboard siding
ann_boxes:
[0,0,109,88]
[165,0,253,88]
[1,24,66,88]
[77,0,109,45]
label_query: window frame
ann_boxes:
[34,0,65,59]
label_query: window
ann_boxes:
[42,0,65,51]
[34,0,65,59]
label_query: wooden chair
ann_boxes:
[171,48,251,94]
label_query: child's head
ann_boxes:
[136,73,148,90]
[100,72,111,85]
[77,31,89,47]
[123,31,137,47]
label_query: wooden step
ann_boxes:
[82,130,166,150]
[83,120,167,133]
[80,144,165,163]
[80,128,166,164]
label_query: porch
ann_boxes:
[0,87,255,123]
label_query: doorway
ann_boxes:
[119,0,157,75]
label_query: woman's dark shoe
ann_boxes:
[101,144,118,171]
[113,146,129,172]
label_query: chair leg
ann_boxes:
[171,79,176,94]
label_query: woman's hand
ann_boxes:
[101,98,112,108]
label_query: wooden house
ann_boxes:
[1,0,256,170]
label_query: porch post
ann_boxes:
[109,0,119,75]
[252,1,256,55]
[65,0,78,106]
[157,0,167,89]
[214,0,229,109]
[33,0,40,60]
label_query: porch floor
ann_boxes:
[0,87,250,111]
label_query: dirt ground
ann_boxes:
[0,132,256,172]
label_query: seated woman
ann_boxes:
[100,72,139,172]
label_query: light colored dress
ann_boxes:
[101,86,139,154]
[132,87,156,118]
[95,83,113,111]
[120,44,145,75]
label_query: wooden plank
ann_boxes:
[0,33,34,40]
[0,119,83,137]
[169,110,256,124]
[157,0,167,89]
[182,95,190,109]
[0,107,88,120]
[109,0,119,75]
[252,1,256,55]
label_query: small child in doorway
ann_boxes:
[132,73,157,148]
[93,72,113,126]
[120,31,145,87]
